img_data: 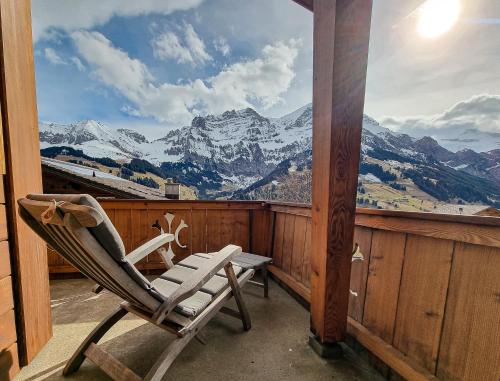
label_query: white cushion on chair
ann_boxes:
[151,278,212,317]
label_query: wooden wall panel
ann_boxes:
[0,241,9,279]
[301,218,312,288]
[206,210,249,252]
[0,205,7,241]
[393,235,453,373]
[250,209,271,256]
[272,213,286,268]
[0,276,14,315]
[437,243,500,381]
[348,226,373,322]
[190,209,207,254]
[290,215,308,281]
[0,0,51,363]
[0,343,19,381]
[0,310,16,350]
[281,214,296,275]
[362,231,406,342]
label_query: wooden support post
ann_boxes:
[310,0,373,352]
[0,0,52,365]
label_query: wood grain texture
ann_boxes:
[0,240,10,279]
[206,209,249,252]
[393,235,453,373]
[310,0,373,342]
[0,175,5,203]
[0,276,13,316]
[272,213,286,268]
[347,318,439,381]
[437,243,500,381]
[348,227,373,322]
[190,209,207,254]
[0,0,51,363]
[0,205,7,241]
[290,216,307,281]
[362,231,406,342]
[0,343,19,381]
[0,310,16,350]
[301,218,312,288]
[281,213,296,274]
[250,209,272,256]
[356,213,500,248]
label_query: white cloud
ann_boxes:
[383,94,500,134]
[71,56,86,71]
[184,24,212,63]
[44,47,66,65]
[381,94,500,152]
[152,24,212,66]
[72,31,300,126]
[32,0,204,42]
[213,37,231,56]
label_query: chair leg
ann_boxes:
[224,263,251,331]
[63,307,128,376]
[143,334,192,381]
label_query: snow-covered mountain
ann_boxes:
[39,120,146,159]
[39,104,500,204]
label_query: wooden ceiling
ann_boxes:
[292,0,313,12]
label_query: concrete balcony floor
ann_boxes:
[16,277,383,381]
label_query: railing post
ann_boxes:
[309,0,373,356]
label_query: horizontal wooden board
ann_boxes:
[0,310,16,350]
[0,276,14,316]
[0,343,19,381]
[356,214,500,248]
[0,241,10,279]
[99,200,266,210]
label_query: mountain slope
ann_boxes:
[39,104,500,205]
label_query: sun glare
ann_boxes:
[417,0,461,39]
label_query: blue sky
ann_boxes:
[32,0,500,142]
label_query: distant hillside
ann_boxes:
[39,103,500,206]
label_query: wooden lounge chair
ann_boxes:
[17,194,253,381]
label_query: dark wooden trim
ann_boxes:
[310,0,373,343]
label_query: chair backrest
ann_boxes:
[18,194,163,312]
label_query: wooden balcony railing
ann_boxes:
[46,200,500,381]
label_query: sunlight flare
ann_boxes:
[417,0,461,39]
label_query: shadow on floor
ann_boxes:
[16,278,383,381]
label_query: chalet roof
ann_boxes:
[433,203,498,216]
[41,157,166,200]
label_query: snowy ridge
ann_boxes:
[39,104,500,194]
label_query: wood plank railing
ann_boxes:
[46,200,500,381]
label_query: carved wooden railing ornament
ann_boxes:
[152,212,189,260]
[350,244,365,297]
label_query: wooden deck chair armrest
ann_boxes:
[126,233,175,265]
[152,244,242,323]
